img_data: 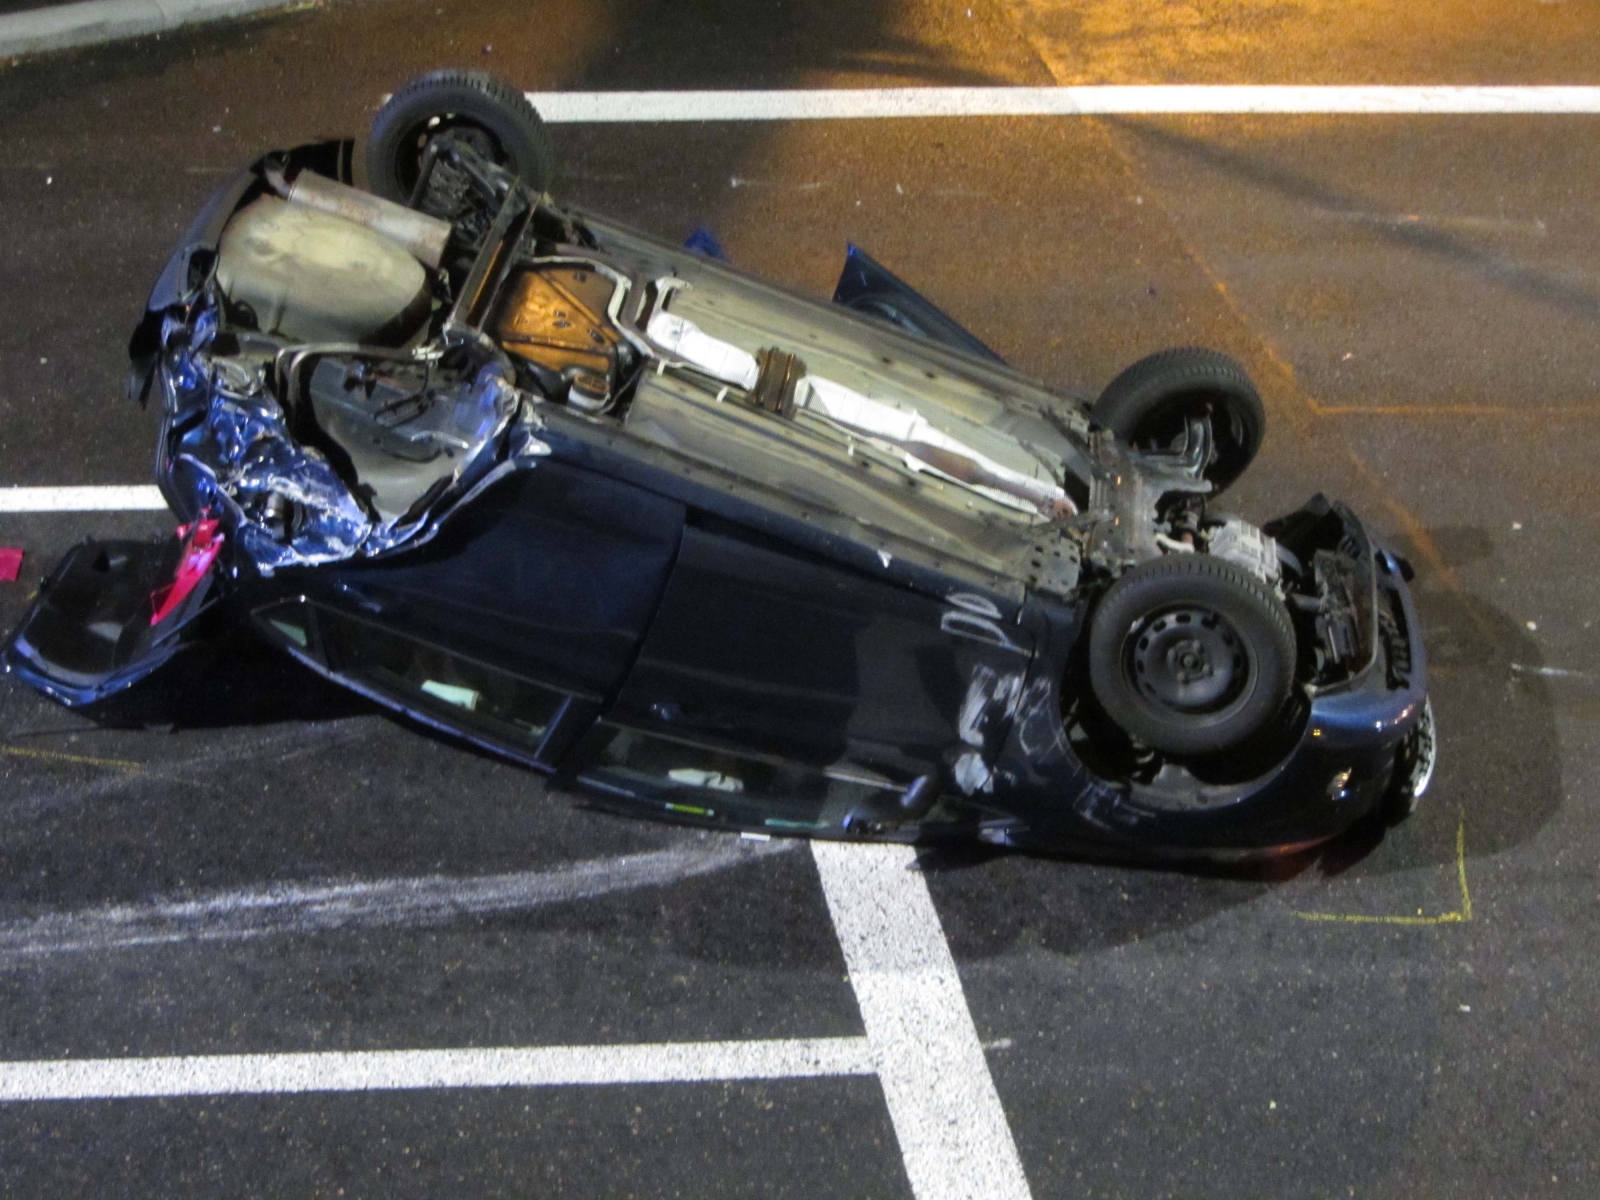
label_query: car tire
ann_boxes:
[1088,553,1295,756]
[1092,347,1265,495]
[368,70,555,206]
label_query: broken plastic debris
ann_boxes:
[0,547,21,583]
[683,225,728,261]
[664,801,713,816]
[1526,620,1538,631]
[666,768,745,793]
[266,617,308,648]
[1511,521,1522,531]
[421,680,480,710]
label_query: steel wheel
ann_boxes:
[1088,554,1295,756]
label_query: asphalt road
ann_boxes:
[1,0,1597,1196]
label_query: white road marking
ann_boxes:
[527,86,1600,123]
[812,841,1033,1200]
[0,485,167,513]
[0,1038,874,1101]
[0,842,793,960]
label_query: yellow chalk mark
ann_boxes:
[1292,812,1472,926]
[0,746,144,772]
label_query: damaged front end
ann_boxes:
[1000,491,1432,860]
[157,303,520,572]
[10,142,550,705]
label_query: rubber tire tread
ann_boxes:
[368,70,554,204]
[1091,347,1265,495]
[1088,553,1295,756]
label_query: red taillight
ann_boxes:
[149,518,223,626]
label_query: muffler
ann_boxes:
[269,167,452,269]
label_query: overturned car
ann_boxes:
[4,71,1434,860]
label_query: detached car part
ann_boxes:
[3,70,1433,862]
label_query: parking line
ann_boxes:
[0,485,166,512]
[813,841,1034,1200]
[527,86,1600,123]
[0,841,1031,1200]
[0,1038,874,1101]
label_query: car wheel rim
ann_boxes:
[1125,605,1252,716]
[397,116,503,195]
[1131,397,1203,455]
[1132,394,1250,486]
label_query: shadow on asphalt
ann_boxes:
[1110,118,1600,325]
[75,627,372,731]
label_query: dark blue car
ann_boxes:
[4,72,1433,862]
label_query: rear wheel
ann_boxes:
[1092,347,1265,495]
[368,70,554,207]
[1088,554,1295,756]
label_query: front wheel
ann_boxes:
[1088,554,1295,756]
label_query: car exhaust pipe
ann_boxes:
[267,166,452,269]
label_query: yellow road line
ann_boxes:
[0,746,144,772]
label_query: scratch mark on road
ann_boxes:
[729,176,827,190]
[1317,210,1548,237]
[1512,662,1591,680]
[0,840,794,961]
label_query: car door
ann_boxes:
[572,520,1036,829]
[256,461,685,767]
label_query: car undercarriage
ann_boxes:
[5,72,1433,861]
